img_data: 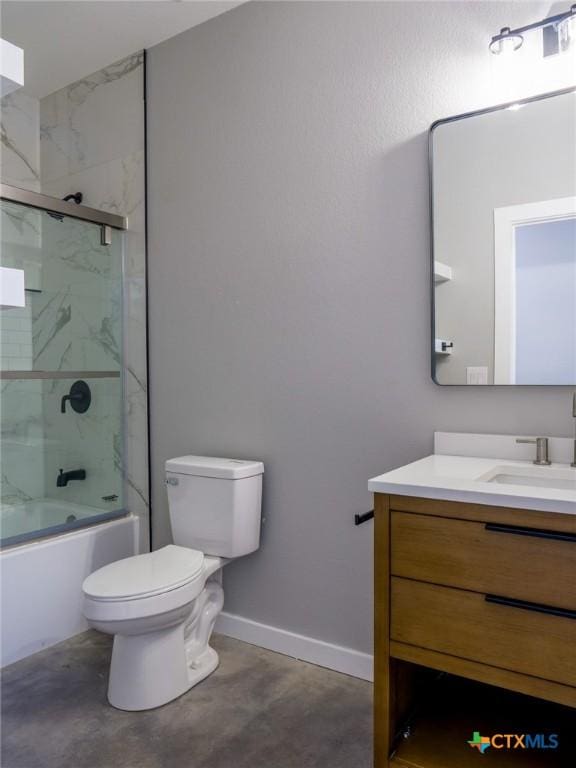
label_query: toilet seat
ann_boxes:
[83,545,205,602]
[82,548,220,626]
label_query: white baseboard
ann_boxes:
[215,611,374,682]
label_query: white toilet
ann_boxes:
[82,455,263,711]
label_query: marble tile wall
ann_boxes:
[0,375,45,508]
[1,53,149,550]
[0,304,33,370]
[0,174,44,509]
[32,215,124,512]
[0,89,40,192]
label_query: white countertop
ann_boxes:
[368,454,576,516]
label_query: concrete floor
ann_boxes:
[1,631,372,768]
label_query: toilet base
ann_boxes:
[187,645,219,688]
[107,580,224,711]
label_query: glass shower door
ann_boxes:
[0,197,125,546]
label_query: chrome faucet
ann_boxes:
[516,437,551,466]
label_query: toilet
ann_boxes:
[82,455,264,711]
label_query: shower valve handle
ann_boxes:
[60,380,92,414]
[61,392,81,412]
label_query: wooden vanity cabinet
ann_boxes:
[374,494,576,768]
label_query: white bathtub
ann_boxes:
[0,513,138,667]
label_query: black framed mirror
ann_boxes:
[430,87,576,385]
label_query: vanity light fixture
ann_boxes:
[489,4,576,56]
[489,27,524,56]
[559,7,576,51]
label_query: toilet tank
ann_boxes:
[165,456,264,558]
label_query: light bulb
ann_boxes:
[558,12,576,52]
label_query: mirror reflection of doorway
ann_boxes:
[515,217,576,384]
[494,197,576,384]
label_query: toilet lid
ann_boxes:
[83,545,205,601]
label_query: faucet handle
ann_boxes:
[516,437,551,466]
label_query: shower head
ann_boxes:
[47,192,83,221]
[63,192,83,204]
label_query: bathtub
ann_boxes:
[1,498,126,547]
[0,511,138,667]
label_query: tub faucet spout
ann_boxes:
[57,468,86,487]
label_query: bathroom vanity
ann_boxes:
[370,434,576,768]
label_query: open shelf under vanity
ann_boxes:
[389,671,575,768]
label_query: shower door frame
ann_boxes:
[0,183,127,230]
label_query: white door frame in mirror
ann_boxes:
[493,196,576,384]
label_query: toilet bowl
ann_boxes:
[83,545,225,710]
[82,455,263,711]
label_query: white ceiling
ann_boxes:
[0,1,244,98]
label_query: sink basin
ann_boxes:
[478,465,576,492]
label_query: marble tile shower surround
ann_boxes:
[1,202,44,508]
[0,88,42,511]
[40,51,148,545]
[31,216,122,373]
[1,52,149,549]
[0,378,45,506]
[40,54,143,182]
[1,203,123,514]
[0,90,40,192]
[35,215,123,511]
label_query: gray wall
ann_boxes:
[147,1,573,656]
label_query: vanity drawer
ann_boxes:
[391,511,576,611]
[391,577,576,687]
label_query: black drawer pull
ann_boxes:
[485,522,576,544]
[485,594,576,620]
